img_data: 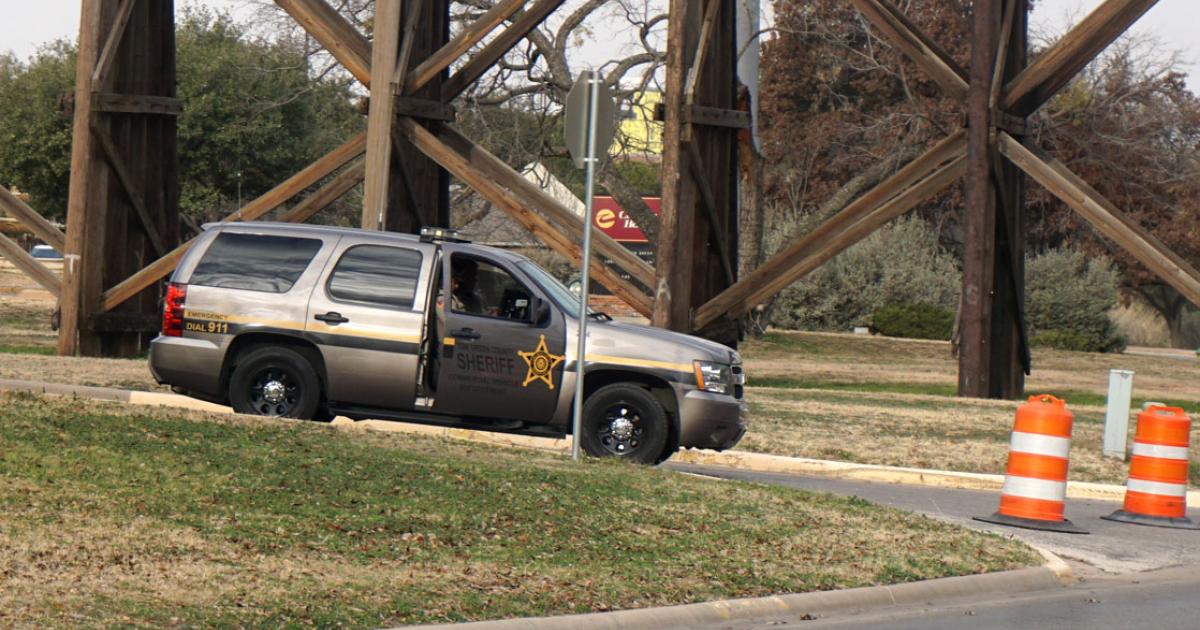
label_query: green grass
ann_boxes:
[0,344,55,356]
[751,376,1200,412]
[0,392,1037,628]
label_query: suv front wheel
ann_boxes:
[229,346,321,419]
[580,383,669,465]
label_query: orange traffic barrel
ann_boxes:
[1103,405,1199,529]
[975,395,1088,534]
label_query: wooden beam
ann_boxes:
[1002,0,1158,110]
[399,118,654,317]
[391,0,425,89]
[437,125,656,289]
[91,0,136,90]
[998,132,1200,307]
[440,0,566,101]
[393,96,456,121]
[362,0,404,230]
[92,92,183,115]
[274,0,372,86]
[406,0,526,94]
[684,0,723,106]
[693,131,967,329]
[686,141,735,285]
[89,121,166,256]
[277,159,366,223]
[683,105,751,129]
[848,0,970,99]
[0,232,61,296]
[101,132,366,311]
[0,187,66,253]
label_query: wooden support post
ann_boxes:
[399,118,654,316]
[386,0,451,234]
[1002,0,1158,109]
[91,0,136,89]
[694,133,967,329]
[0,187,66,253]
[89,121,166,256]
[0,232,62,296]
[101,132,366,311]
[848,0,969,98]
[60,0,115,356]
[362,0,403,230]
[274,0,372,85]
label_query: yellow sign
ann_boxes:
[595,208,616,229]
[517,335,565,390]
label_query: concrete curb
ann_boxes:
[3,377,1196,506]
[399,566,1065,630]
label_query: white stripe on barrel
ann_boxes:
[1126,478,1188,498]
[1009,432,1071,459]
[1001,476,1067,502]
[1131,443,1190,461]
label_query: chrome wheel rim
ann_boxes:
[597,405,644,455]
[249,368,299,416]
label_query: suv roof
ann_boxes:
[205,221,528,263]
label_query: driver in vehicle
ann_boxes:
[450,258,484,314]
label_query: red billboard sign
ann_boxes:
[591,196,660,242]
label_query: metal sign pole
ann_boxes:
[572,70,601,461]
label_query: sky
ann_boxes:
[1,1,1197,83]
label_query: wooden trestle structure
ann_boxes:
[0,0,1194,400]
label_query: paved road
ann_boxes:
[667,463,1200,573]
[667,464,1200,629]
[690,564,1200,630]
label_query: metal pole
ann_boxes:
[572,70,601,461]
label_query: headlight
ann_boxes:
[693,361,733,395]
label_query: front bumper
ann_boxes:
[677,388,748,451]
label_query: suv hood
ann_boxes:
[589,319,739,364]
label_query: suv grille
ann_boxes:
[732,364,745,399]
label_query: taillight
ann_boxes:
[162,282,187,337]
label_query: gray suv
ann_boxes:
[149,222,746,463]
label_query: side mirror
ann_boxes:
[533,297,552,326]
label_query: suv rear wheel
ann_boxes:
[580,383,669,465]
[229,346,321,419]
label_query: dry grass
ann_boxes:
[0,393,1036,627]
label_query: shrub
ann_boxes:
[769,216,960,331]
[1025,248,1124,353]
[872,303,955,340]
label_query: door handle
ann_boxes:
[314,311,350,325]
[451,327,481,340]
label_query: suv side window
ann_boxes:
[327,245,423,309]
[450,255,533,321]
[190,232,322,293]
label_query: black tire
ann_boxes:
[229,346,321,419]
[580,384,669,465]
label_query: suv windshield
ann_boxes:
[516,260,595,316]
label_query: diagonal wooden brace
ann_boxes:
[0,187,66,253]
[436,125,656,290]
[0,231,61,296]
[1002,0,1158,110]
[441,0,567,102]
[90,120,167,256]
[694,132,967,329]
[998,132,1200,307]
[847,0,970,99]
[100,132,367,312]
[92,0,137,90]
[406,0,527,94]
[275,0,373,86]
[398,118,654,317]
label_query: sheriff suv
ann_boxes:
[149,223,746,464]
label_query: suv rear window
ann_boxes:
[190,232,322,293]
[327,245,423,309]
